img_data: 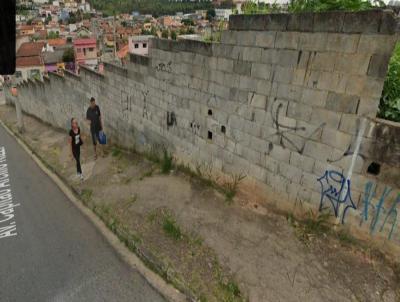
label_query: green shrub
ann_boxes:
[287,0,380,12]
[379,42,400,122]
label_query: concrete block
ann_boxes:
[297,51,312,69]
[248,92,267,109]
[277,49,299,68]
[241,145,262,165]
[300,171,320,193]
[287,13,314,32]
[221,30,237,44]
[263,154,279,173]
[216,57,234,73]
[358,34,397,55]
[239,75,258,91]
[344,75,365,96]
[325,92,360,114]
[287,101,313,122]
[367,54,391,78]
[292,69,307,86]
[250,135,269,153]
[274,66,294,84]
[338,113,359,135]
[275,31,300,50]
[261,48,280,65]
[303,140,333,162]
[243,120,262,137]
[316,71,346,93]
[360,78,385,99]
[233,60,252,76]
[238,31,258,46]
[243,47,263,62]
[276,83,303,101]
[320,127,353,151]
[297,187,313,203]
[357,97,379,117]
[298,32,328,52]
[379,11,398,34]
[326,33,360,54]
[249,163,268,183]
[255,31,276,48]
[268,143,291,162]
[335,53,370,75]
[342,10,381,34]
[256,79,272,96]
[278,162,302,184]
[289,151,315,173]
[310,52,337,72]
[313,12,345,32]
[301,88,328,107]
[251,63,272,80]
[310,107,341,129]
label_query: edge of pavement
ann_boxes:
[0,118,188,302]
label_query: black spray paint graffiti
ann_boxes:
[317,170,356,224]
[190,122,201,135]
[167,111,177,128]
[155,61,172,73]
[359,181,400,240]
[270,99,326,154]
[328,119,367,164]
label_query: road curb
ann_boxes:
[0,119,188,302]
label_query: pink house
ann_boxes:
[73,38,98,71]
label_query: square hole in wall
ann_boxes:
[221,125,226,134]
[208,109,213,116]
[208,131,213,140]
[367,162,381,175]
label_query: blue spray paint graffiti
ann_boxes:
[359,182,400,240]
[317,170,356,224]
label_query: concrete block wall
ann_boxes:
[9,10,400,247]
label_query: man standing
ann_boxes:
[86,97,102,159]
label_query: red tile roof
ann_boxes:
[17,42,45,57]
[48,38,67,47]
[16,56,43,67]
[73,38,96,46]
[117,44,129,59]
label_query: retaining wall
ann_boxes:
[7,10,400,248]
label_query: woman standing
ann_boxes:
[69,118,84,180]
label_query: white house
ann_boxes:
[128,35,153,56]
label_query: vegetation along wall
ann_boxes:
[8,10,400,249]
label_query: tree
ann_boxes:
[47,31,59,39]
[45,15,52,25]
[171,30,177,40]
[182,19,194,26]
[206,8,216,20]
[62,47,75,63]
[161,29,169,39]
[186,27,195,34]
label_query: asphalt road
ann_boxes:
[0,124,166,302]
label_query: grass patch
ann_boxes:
[80,188,93,205]
[111,146,122,158]
[161,148,173,174]
[163,215,183,240]
[290,210,332,245]
[221,173,246,202]
[219,280,242,301]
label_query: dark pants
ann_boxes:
[91,129,100,145]
[72,147,82,174]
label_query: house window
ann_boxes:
[15,71,22,78]
[89,47,94,51]
[77,48,82,52]
[143,43,147,48]
[83,48,87,55]
[134,43,139,49]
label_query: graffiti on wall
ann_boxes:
[328,119,367,164]
[317,170,356,224]
[317,171,399,241]
[270,99,326,155]
[155,61,172,73]
[359,181,400,240]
